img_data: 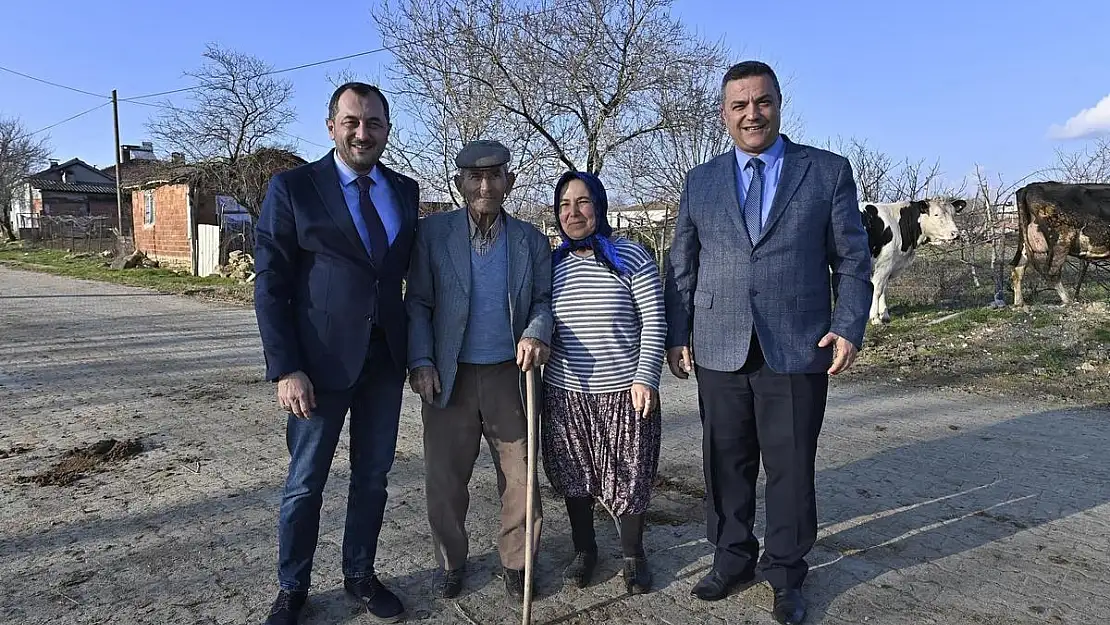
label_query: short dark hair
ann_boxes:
[721,61,781,100]
[328,82,390,122]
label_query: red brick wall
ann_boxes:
[131,184,192,267]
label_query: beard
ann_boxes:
[337,141,383,172]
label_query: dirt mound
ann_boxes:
[17,439,144,486]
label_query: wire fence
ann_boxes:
[884,207,1110,309]
[16,214,117,254]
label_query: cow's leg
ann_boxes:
[869,279,882,325]
[1049,236,1076,305]
[870,272,891,325]
[1011,247,1029,307]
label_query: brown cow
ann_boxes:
[1011,181,1110,306]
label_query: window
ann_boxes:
[143,190,155,224]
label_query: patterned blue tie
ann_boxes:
[743,157,764,245]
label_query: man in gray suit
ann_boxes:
[664,61,872,625]
[406,139,552,603]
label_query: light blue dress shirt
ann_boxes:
[333,152,402,254]
[734,135,786,226]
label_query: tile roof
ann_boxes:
[27,179,117,195]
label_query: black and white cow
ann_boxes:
[859,198,966,324]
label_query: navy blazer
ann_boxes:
[664,138,873,374]
[254,151,419,391]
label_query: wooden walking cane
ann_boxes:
[522,366,538,625]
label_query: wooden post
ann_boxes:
[522,367,538,625]
[111,89,124,243]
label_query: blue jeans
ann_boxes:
[277,335,404,591]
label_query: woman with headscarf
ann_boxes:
[542,171,667,594]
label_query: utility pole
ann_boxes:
[111,89,124,247]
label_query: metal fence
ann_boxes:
[885,214,1110,309]
[16,214,117,254]
[219,215,255,266]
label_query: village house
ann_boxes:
[10,158,118,239]
[123,148,306,274]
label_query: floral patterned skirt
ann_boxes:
[541,385,662,516]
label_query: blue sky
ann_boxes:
[2,0,1108,189]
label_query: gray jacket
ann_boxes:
[406,208,553,407]
[664,138,873,373]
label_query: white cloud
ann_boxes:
[1049,94,1110,140]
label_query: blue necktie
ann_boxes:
[743,158,764,245]
[355,176,389,266]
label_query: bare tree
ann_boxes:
[146,44,298,219]
[965,165,1042,302]
[1053,136,1110,183]
[0,116,50,241]
[824,136,967,204]
[612,70,730,266]
[374,0,726,223]
[825,137,896,203]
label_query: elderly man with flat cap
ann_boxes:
[405,139,553,602]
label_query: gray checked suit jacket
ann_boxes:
[405,208,554,408]
[664,138,873,374]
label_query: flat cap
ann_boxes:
[455,139,511,169]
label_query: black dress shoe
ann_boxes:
[690,569,755,601]
[622,556,653,595]
[563,551,598,588]
[437,567,465,599]
[503,567,527,601]
[263,589,307,625]
[344,576,405,623]
[773,588,807,625]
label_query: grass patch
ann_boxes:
[0,244,252,303]
[1090,327,1110,344]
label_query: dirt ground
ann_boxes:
[2,266,1110,625]
[846,300,1110,405]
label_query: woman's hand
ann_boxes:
[630,383,657,419]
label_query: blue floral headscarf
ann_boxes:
[552,171,630,277]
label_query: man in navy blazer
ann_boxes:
[664,62,872,625]
[254,82,418,625]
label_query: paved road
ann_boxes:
[1,265,1108,625]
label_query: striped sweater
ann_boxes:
[544,238,667,393]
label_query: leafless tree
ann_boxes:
[825,136,965,204]
[374,0,726,224]
[964,164,1042,300]
[0,116,50,241]
[611,70,730,265]
[1053,136,1110,183]
[826,137,896,203]
[146,44,298,219]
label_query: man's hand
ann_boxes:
[666,346,694,379]
[630,383,657,419]
[409,366,441,405]
[278,371,316,419]
[516,338,550,372]
[819,332,859,375]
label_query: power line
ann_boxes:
[32,102,112,135]
[0,64,109,99]
[119,0,583,103]
[278,130,332,150]
[122,47,391,101]
[122,99,333,152]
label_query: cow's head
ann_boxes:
[911,198,965,244]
